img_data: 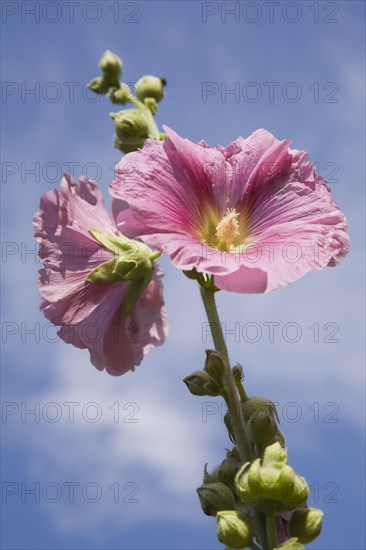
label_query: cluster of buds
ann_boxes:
[87,50,166,153]
[197,442,323,548]
[183,349,226,397]
[185,352,323,548]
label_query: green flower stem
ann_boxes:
[199,284,268,550]
[199,285,253,463]
[265,509,277,550]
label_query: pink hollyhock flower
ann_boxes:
[110,127,349,292]
[34,174,168,376]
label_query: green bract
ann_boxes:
[86,229,159,318]
[196,482,235,516]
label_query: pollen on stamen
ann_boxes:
[215,208,240,249]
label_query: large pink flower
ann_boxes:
[34,174,168,376]
[110,127,349,292]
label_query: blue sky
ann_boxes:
[1,1,365,549]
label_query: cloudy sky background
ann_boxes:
[1,1,365,549]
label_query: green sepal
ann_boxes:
[120,273,152,319]
[86,229,159,319]
[86,258,136,283]
[183,268,220,292]
[89,228,135,256]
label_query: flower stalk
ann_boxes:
[198,282,275,550]
[199,284,253,464]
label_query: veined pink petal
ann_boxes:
[34,174,168,374]
[110,128,349,293]
[58,270,167,376]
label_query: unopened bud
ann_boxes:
[183,371,214,396]
[243,397,280,446]
[235,442,309,512]
[135,75,166,103]
[99,50,122,82]
[289,508,323,544]
[196,482,235,516]
[86,77,112,95]
[248,410,277,445]
[216,510,252,549]
[242,397,279,423]
[108,84,132,104]
[111,109,150,153]
[204,349,226,383]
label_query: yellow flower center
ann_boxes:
[215,208,240,250]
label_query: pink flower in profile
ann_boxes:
[110,127,349,293]
[34,174,168,376]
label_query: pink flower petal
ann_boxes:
[110,128,349,293]
[35,175,169,374]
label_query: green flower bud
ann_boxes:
[108,84,132,104]
[248,410,277,446]
[183,371,217,397]
[135,75,166,103]
[99,50,122,81]
[274,538,304,550]
[204,349,226,384]
[242,397,279,423]
[235,442,309,512]
[86,229,159,318]
[216,510,252,549]
[111,109,150,153]
[86,76,112,95]
[289,508,323,544]
[217,458,241,493]
[197,482,235,516]
[242,397,280,446]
